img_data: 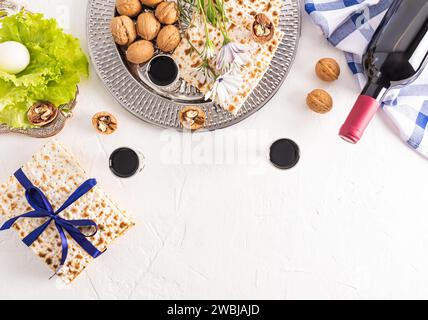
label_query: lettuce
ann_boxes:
[0,11,88,128]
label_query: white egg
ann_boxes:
[0,41,31,74]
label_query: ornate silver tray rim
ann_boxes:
[87,0,301,131]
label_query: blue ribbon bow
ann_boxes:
[0,169,103,274]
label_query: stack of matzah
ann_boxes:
[0,140,134,284]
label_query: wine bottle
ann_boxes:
[339,0,428,144]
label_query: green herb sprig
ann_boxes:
[178,0,232,79]
[177,0,196,28]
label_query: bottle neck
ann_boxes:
[361,80,388,102]
[339,80,387,144]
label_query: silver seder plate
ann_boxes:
[87,0,301,131]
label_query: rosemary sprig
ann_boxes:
[177,0,196,27]
[177,0,231,79]
[185,37,218,79]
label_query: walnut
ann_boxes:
[126,40,155,64]
[140,0,163,7]
[315,58,341,82]
[137,12,160,40]
[155,1,179,25]
[111,15,137,46]
[157,25,181,52]
[306,89,333,114]
[179,106,206,131]
[251,13,274,44]
[27,102,59,127]
[92,112,118,135]
[116,0,142,17]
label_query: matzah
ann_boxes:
[173,0,284,114]
[0,140,134,284]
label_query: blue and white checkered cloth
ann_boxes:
[305,0,428,158]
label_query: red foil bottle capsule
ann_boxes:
[340,84,386,144]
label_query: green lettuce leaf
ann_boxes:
[0,11,88,128]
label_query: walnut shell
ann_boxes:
[116,0,142,17]
[140,0,163,7]
[92,112,118,135]
[251,13,274,44]
[155,1,179,25]
[315,58,341,82]
[137,12,160,40]
[157,25,181,52]
[27,102,59,127]
[126,40,155,64]
[179,106,206,131]
[111,15,137,46]
[306,89,333,114]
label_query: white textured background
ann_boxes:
[1,0,428,300]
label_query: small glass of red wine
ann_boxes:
[269,139,300,170]
[146,54,180,92]
[109,147,145,178]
